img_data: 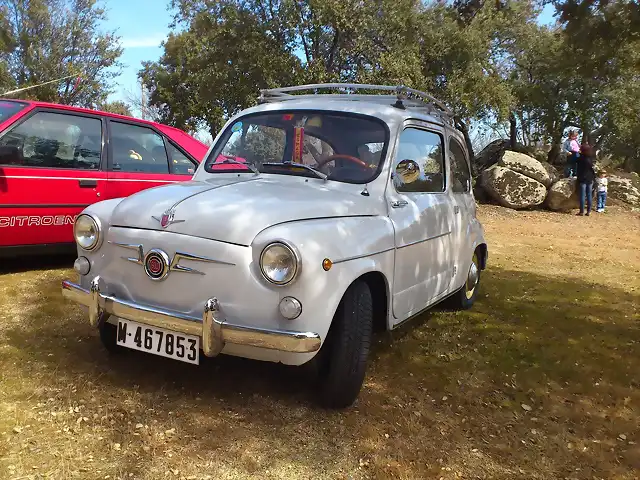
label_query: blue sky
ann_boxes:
[102,0,175,107]
[103,0,558,117]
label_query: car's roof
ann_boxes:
[235,97,451,129]
[0,98,202,136]
[4,97,182,130]
[1,97,210,159]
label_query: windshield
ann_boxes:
[204,111,389,184]
[0,100,28,124]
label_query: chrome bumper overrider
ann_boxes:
[61,276,321,357]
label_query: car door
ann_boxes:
[448,134,475,288]
[0,109,107,249]
[387,123,455,321]
[105,120,196,200]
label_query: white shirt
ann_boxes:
[597,177,608,192]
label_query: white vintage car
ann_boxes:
[61,84,488,408]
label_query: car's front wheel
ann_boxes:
[315,280,373,409]
[99,321,124,354]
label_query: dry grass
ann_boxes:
[0,205,639,480]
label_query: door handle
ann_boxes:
[79,179,97,188]
[391,200,408,208]
[454,205,460,214]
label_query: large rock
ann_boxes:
[498,150,552,187]
[608,175,640,207]
[540,161,560,186]
[545,178,579,211]
[480,165,547,209]
[473,139,509,173]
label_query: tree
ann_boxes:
[140,0,302,135]
[97,100,133,117]
[0,0,122,107]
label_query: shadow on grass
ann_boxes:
[1,266,639,479]
[0,253,75,275]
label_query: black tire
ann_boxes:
[316,280,373,409]
[99,321,124,354]
[447,251,481,310]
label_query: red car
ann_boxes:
[0,99,209,257]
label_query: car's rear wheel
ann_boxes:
[448,251,481,310]
[99,321,124,354]
[315,279,373,409]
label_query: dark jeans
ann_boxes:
[565,153,578,177]
[579,181,593,213]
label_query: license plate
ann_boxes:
[116,319,200,365]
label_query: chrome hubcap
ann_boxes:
[465,255,479,299]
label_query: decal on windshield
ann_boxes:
[0,215,76,228]
[293,126,304,163]
[231,121,243,133]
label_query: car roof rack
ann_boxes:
[258,83,454,123]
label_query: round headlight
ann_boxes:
[74,214,100,251]
[260,242,299,285]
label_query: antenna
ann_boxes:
[1,73,81,97]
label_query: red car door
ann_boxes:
[0,107,107,251]
[105,119,199,200]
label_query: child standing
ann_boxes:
[563,131,580,177]
[596,171,608,213]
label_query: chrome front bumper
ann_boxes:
[61,276,321,357]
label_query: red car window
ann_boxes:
[110,121,170,174]
[0,111,102,170]
[0,100,28,124]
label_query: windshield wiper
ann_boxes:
[215,156,260,175]
[262,162,327,180]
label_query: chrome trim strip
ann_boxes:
[109,242,236,272]
[61,279,321,357]
[0,175,181,183]
[109,241,144,264]
[171,251,235,273]
[397,230,451,249]
[332,247,395,265]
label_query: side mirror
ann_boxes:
[395,159,420,184]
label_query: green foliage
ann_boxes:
[140,0,640,170]
[97,100,133,117]
[0,0,122,107]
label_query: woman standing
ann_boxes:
[576,143,596,216]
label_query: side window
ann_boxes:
[0,111,102,169]
[393,127,445,193]
[167,142,197,175]
[449,138,471,193]
[110,121,169,174]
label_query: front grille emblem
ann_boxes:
[109,242,236,280]
[144,249,170,281]
[152,207,184,228]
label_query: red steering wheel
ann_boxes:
[315,154,369,170]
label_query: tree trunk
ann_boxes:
[509,112,517,150]
[547,143,560,164]
[623,156,633,172]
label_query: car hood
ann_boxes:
[109,176,379,246]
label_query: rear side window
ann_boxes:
[110,121,169,174]
[0,111,102,169]
[449,138,471,193]
[167,142,197,175]
[0,100,28,123]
